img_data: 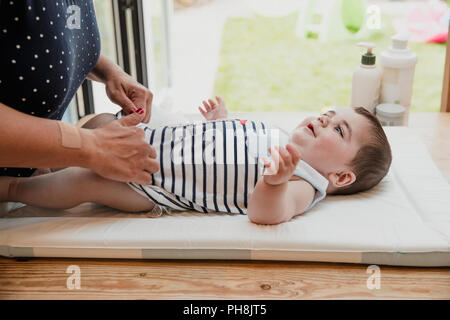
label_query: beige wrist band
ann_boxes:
[57,121,82,149]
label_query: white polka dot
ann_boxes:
[34,54,38,59]
[14,17,19,21]
[31,66,35,71]
[27,35,31,40]
[46,79,50,83]
[61,32,64,36]
[45,49,49,53]
[59,60,63,64]
[56,2,59,6]
[64,88,67,92]
[33,88,38,92]
[47,109,51,112]
[11,59,16,64]
[42,101,46,105]
[49,64,53,69]
[60,76,63,79]
[50,21,53,25]
[42,7,46,11]
[16,44,20,49]
[57,13,60,17]
[54,94,58,98]
[9,1,14,5]
[21,98,26,102]
[28,6,31,10]
[54,35,58,39]
[31,111,35,115]
[2,29,7,34]
[19,76,23,80]
[35,16,40,21]
[62,51,65,55]
[40,34,44,38]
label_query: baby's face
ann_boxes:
[289,107,369,178]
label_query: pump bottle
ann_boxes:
[379,33,417,126]
[350,42,382,113]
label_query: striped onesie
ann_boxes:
[117,115,329,215]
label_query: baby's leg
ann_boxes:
[2,167,155,212]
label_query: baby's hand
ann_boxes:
[198,96,228,120]
[262,144,301,186]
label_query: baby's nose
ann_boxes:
[317,115,328,127]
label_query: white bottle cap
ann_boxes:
[391,33,410,50]
[376,103,405,118]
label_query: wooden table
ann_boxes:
[0,112,449,300]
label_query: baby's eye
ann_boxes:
[335,125,343,137]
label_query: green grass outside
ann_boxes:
[213,13,446,112]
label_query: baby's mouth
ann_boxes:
[307,123,315,137]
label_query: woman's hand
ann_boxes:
[198,96,228,120]
[83,111,159,185]
[88,55,153,123]
[262,144,301,186]
[104,71,153,123]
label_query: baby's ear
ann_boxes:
[329,171,356,189]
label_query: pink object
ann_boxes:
[240,119,247,125]
[393,0,449,43]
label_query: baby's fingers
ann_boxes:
[208,99,217,108]
[198,106,206,115]
[203,100,212,111]
[277,146,292,166]
[268,147,284,171]
[285,143,301,165]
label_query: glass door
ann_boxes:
[62,0,173,122]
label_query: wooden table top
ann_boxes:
[0,111,449,300]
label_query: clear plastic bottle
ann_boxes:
[350,42,382,114]
[379,33,418,126]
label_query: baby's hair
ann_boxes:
[330,107,392,195]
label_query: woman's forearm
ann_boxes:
[87,54,122,83]
[0,102,95,169]
[247,179,295,224]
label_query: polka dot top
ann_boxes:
[0,0,101,177]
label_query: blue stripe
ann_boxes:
[243,123,249,208]
[232,121,243,214]
[181,126,186,197]
[212,122,219,212]
[202,123,208,212]
[129,182,165,208]
[131,182,190,211]
[251,121,258,187]
[170,127,176,193]
[159,126,167,189]
[222,121,231,213]
[191,124,196,203]
[149,129,156,186]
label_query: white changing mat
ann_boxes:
[0,124,449,266]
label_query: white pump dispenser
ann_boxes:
[379,33,417,125]
[350,42,382,113]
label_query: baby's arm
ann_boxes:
[247,145,315,224]
[198,96,228,120]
